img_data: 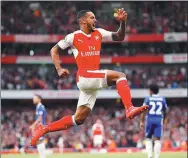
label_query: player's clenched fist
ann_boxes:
[114,8,128,22]
[57,68,70,77]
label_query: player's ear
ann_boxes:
[77,18,85,24]
[81,17,87,24]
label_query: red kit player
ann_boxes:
[91,119,105,149]
[30,9,149,146]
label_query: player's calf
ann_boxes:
[31,105,91,146]
[107,70,132,109]
[107,70,149,119]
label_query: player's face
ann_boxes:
[33,96,40,105]
[96,119,101,124]
[85,12,97,32]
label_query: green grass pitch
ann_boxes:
[2,152,187,158]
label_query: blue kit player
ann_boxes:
[140,84,168,158]
[29,94,47,158]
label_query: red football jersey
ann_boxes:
[92,122,104,136]
[57,28,112,74]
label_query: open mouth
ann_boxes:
[93,24,96,27]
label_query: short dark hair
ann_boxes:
[149,84,159,94]
[34,94,42,100]
[77,10,91,21]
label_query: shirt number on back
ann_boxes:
[149,101,163,115]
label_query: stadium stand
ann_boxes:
[1,1,187,34]
[1,64,187,90]
[1,104,187,149]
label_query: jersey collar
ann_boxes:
[152,94,159,97]
[80,30,92,37]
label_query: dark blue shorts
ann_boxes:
[145,122,163,138]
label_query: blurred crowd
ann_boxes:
[1,64,187,90]
[2,1,187,56]
[1,1,187,34]
[1,105,187,150]
[2,42,187,56]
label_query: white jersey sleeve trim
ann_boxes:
[97,28,113,42]
[39,111,43,115]
[57,33,74,50]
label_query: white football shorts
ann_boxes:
[77,70,108,110]
[93,135,103,147]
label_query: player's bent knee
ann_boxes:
[118,72,126,78]
[74,105,91,125]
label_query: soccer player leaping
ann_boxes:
[30,8,149,146]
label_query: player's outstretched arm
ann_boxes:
[50,44,70,78]
[51,44,62,71]
[112,8,127,41]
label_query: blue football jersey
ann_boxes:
[143,94,167,138]
[143,94,167,123]
[35,104,47,125]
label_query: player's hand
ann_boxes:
[140,122,145,130]
[114,8,128,22]
[57,68,70,78]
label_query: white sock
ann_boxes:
[37,142,46,158]
[145,139,153,158]
[59,145,64,153]
[154,140,161,158]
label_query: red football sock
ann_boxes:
[46,116,74,132]
[116,78,133,109]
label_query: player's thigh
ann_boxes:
[145,123,154,138]
[77,70,108,91]
[77,90,97,111]
[106,70,126,86]
[74,91,96,124]
[153,124,163,138]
